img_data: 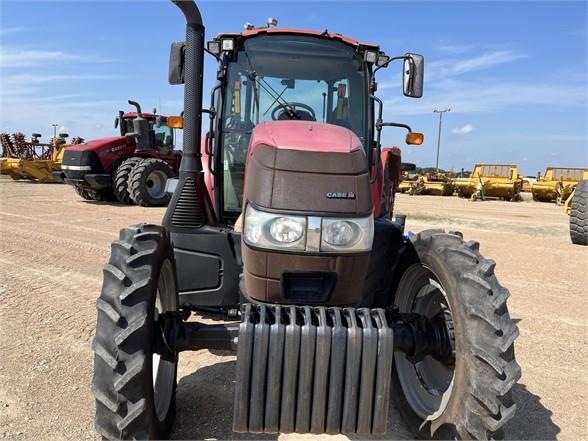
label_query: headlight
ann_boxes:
[321,215,373,252]
[243,204,374,253]
[269,217,304,244]
[243,205,306,251]
[323,220,360,247]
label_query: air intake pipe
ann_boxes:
[164,0,216,229]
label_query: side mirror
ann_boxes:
[169,41,185,85]
[406,132,424,145]
[403,53,424,98]
[114,117,119,129]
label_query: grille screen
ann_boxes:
[171,177,204,227]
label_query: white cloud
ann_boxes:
[428,50,525,79]
[381,79,586,116]
[438,44,477,55]
[453,124,475,135]
[0,47,111,68]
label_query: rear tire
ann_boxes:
[570,181,587,245]
[129,158,174,207]
[114,157,141,204]
[390,230,520,440]
[92,224,178,440]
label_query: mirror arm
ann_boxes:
[371,55,409,92]
[377,122,413,133]
[204,48,221,62]
[373,55,408,75]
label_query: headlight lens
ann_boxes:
[321,215,373,252]
[269,217,304,243]
[323,220,359,246]
[243,205,306,250]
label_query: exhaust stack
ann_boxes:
[164,0,216,229]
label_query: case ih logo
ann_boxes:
[326,191,356,200]
[110,145,127,153]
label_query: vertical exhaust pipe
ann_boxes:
[164,0,216,229]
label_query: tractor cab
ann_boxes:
[115,105,175,155]
[178,28,424,224]
[210,32,372,219]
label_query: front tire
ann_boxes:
[129,158,174,207]
[570,181,587,245]
[92,224,178,440]
[113,157,141,204]
[73,184,94,200]
[391,230,520,440]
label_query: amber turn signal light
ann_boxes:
[406,132,424,145]
[167,116,184,129]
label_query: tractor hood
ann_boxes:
[248,121,362,155]
[66,136,129,153]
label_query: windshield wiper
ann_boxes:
[244,51,299,120]
[263,86,288,116]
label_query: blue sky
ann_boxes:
[1,0,586,175]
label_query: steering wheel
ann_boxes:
[271,102,316,121]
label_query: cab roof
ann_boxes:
[217,28,379,51]
[122,112,167,120]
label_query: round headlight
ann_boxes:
[323,220,360,246]
[268,217,304,244]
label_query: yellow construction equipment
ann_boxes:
[455,164,523,201]
[0,132,81,182]
[405,172,454,196]
[531,167,588,204]
[398,163,417,193]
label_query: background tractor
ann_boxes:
[532,167,588,204]
[91,2,520,440]
[455,164,523,201]
[54,101,182,206]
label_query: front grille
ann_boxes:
[61,150,103,177]
[171,177,204,227]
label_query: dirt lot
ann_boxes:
[0,176,586,440]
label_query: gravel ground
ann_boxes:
[0,176,586,440]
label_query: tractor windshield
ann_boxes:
[121,117,174,154]
[221,34,368,214]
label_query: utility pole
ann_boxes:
[433,108,450,172]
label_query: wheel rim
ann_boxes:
[153,259,176,422]
[395,263,455,420]
[146,170,167,200]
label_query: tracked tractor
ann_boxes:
[92,2,520,439]
[55,102,182,206]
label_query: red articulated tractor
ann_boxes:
[55,101,182,206]
[92,1,520,439]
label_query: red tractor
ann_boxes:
[92,1,520,439]
[55,101,182,206]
